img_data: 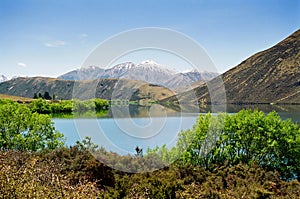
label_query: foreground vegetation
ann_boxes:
[0,101,300,198]
[1,145,300,198]
[148,110,300,181]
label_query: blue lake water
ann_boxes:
[53,104,300,155]
[53,114,199,155]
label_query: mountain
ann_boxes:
[0,75,8,82]
[58,66,104,80]
[58,60,218,89]
[106,60,177,86]
[164,70,218,92]
[0,77,175,101]
[165,29,300,105]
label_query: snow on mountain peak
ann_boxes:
[81,65,99,70]
[181,68,201,73]
[140,60,158,65]
[112,62,135,70]
[0,75,8,82]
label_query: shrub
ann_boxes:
[0,102,64,151]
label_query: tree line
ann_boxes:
[33,91,55,100]
[5,98,110,114]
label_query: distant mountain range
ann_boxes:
[0,75,8,83]
[58,60,218,89]
[165,29,300,105]
[57,66,105,81]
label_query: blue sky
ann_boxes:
[0,0,299,78]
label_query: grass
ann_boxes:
[0,94,34,103]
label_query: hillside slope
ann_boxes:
[0,77,175,101]
[168,29,300,105]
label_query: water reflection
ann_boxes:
[107,104,177,118]
[124,103,300,123]
[52,103,300,124]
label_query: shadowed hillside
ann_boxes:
[165,29,300,105]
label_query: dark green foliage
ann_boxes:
[135,146,143,157]
[33,91,52,100]
[43,91,52,100]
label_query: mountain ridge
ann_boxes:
[0,76,175,101]
[58,60,218,89]
[164,29,300,105]
[0,75,8,83]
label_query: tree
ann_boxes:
[135,146,143,157]
[43,91,52,100]
[149,110,300,180]
[0,102,65,151]
[29,98,51,114]
[33,93,38,99]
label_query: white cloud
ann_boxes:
[80,33,88,38]
[17,62,27,67]
[79,33,88,44]
[44,40,67,47]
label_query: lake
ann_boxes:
[53,104,300,155]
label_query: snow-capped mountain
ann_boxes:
[58,66,104,80]
[0,75,8,83]
[58,60,218,90]
[103,60,176,85]
[164,69,219,91]
[100,62,135,78]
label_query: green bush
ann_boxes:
[0,102,65,151]
[28,98,109,114]
[149,110,300,181]
[29,98,51,114]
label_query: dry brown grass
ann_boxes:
[0,94,33,103]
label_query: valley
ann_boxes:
[1,30,299,106]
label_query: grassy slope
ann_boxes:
[163,29,300,105]
[0,77,175,101]
[0,93,33,103]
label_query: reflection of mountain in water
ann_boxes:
[107,104,300,124]
[108,104,177,118]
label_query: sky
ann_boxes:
[0,0,299,78]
